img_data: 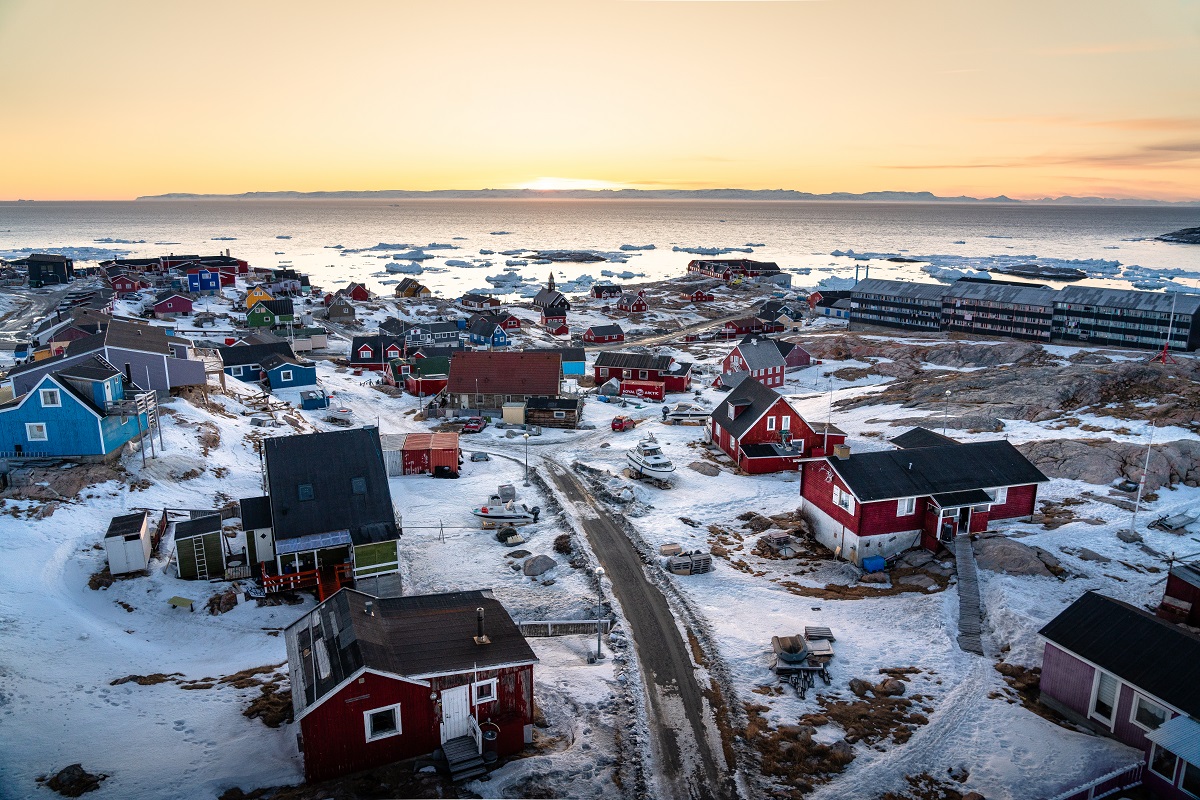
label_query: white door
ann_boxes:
[440,685,471,743]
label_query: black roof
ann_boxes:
[106,511,149,539]
[264,428,398,545]
[523,347,586,362]
[587,324,624,337]
[410,343,465,358]
[259,352,306,371]
[174,514,222,540]
[594,352,691,374]
[731,337,787,371]
[828,440,1048,502]
[461,292,498,304]
[1040,591,1200,717]
[711,377,787,438]
[238,496,273,531]
[57,356,122,382]
[253,298,295,316]
[890,427,961,449]
[286,588,538,716]
[468,317,500,337]
[349,335,406,363]
[218,341,295,368]
[532,288,570,311]
[526,397,580,411]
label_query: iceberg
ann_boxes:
[384,261,424,274]
[499,249,525,256]
[0,246,130,261]
[423,243,459,250]
[276,235,291,239]
[921,264,991,282]
[744,242,766,247]
[619,244,656,251]
[479,249,495,255]
[490,231,513,235]
[445,259,484,268]
[505,259,529,267]
[815,276,857,291]
[672,245,754,255]
[93,237,145,244]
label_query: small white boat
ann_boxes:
[472,497,540,527]
[665,402,711,423]
[627,434,676,480]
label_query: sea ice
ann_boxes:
[94,237,146,244]
[744,242,766,247]
[490,231,514,235]
[384,261,424,274]
[921,264,991,282]
[619,244,656,251]
[505,259,529,267]
[423,243,459,250]
[0,246,130,261]
[499,249,525,256]
[672,245,754,255]
[479,249,495,255]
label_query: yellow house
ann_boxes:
[244,285,274,310]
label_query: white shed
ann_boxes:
[104,511,152,575]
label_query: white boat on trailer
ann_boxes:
[472,495,540,528]
[627,433,676,480]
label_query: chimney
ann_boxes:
[833,443,851,460]
[474,607,491,645]
[364,600,375,616]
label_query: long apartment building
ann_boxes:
[850,278,1200,352]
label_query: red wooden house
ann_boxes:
[110,274,146,297]
[592,283,622,299]
[350,335,405,370]
[582,324,624,344]
[593,352,692,393]
[152,292,193,319]
[687,258,783,282]
[777,341,812,369]
[617,292,647,314]
[710,379,841,474]
[798,437,1046,565]
[385,355,451,397]
[344,282,372,302]
[461,293,501,311]
[719,336,787,389]
[720,316,784,338]
[1039,592,1200,800]
[285,589,537,783]
[1158,564,1200,627]
[469,311,521,332]
[684,288,715,302]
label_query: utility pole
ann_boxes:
[1130,424,1156,536]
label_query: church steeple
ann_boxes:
[548,272,555,292]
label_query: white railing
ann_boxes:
[467,715,483,755]
[517,619,612,637]
[1045,763,1144,800]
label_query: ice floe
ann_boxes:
[93,237,146,244]
[619,244,656,251]
[672,245,754,255]
[384,261,424,274]
[0,246,130,261]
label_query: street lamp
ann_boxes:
[942,389,952,435]
[595,567,605,662]
[523,432,531,486]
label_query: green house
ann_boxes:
[246,298,296,330]
[174,515,227,581]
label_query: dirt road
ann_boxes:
[582,312,748,352]
[540,458,740,800]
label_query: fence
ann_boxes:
[517,619,612,637]
[1046,763,1143,800]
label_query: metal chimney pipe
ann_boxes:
[477,607,485,639]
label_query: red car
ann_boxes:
[461,417,486,434]
[611,415,636,432]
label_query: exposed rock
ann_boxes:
[742,514,774,532]
[1017,438,1200,491]
[522,555,557,577]
[922,562,955,578]
[849,678,872,697]
[1157,226,1200,244]
[973,537,1053,577]
[1117,529,1144,544]
[875,677,906,696]
[1075,548,1111,563]
[45,764,106,797]
[898,550,935,568]
[506,549,531,559]
[962,793,986,800]
[947,763,971,783]
[828,739,856,767]
[898,574,938,590]
[859,571,890,584]
[687,461,721,477]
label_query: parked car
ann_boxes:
[471,451,490,462]
[611,415,636,432]
[462,417,487,433]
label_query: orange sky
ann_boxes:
[1,0,1198,201]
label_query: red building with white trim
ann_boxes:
[720,336,787,389]
[709,379,843,474]
[593,352,692,393]
[582,324,624,344]
[285,589,537,783]
[798,437,1046,565]
[350,336,405,370]
[617,292,647,313]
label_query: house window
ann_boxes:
[359,347,373,358]
[1091,671,1118,722]
[553,410,566,419]
[363,703,402,742]
[767,416,776,431]
[599,368,608,378]
[232,366,244,377]
[1131,695,1170,731]
[898,497,916,516]
[1182,760,1200,797]
[988,487,1008,505]
[639,370,648,380]
[780,416,790,431]
[280,370,293,382]
[833,485,855,515]
[1149,744,1178,782]
[26,423,48,442]
[472,678,498,705]
[40,389,61,407]
[351,477,367,495]
[298,483,315,501]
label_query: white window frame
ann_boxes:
[553,410,566,419]
[766,416,776,431]
[472,678,498,706]
[780,416,790,431]
[280,370,293,382]
[1129,693,1171,732]
[599,368,608,378]
[988,486,1009,505]
[363,703,402,742]
[898,497,916,517]
[40,388,61,407]
[26,422,48,442]
[1089,669,1119,726]
[833,485,855,515]
[1148,743,1178,783]
[232,365,244,377]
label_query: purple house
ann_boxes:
[1039,592,1200,798]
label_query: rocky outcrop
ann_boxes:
[972,536,1056,577]
[1157,227,1200,244]
[1017,438,1200,491]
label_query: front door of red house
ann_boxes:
[441,684,470,743]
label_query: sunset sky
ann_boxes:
[2,0,1198,201]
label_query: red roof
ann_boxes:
[401,432,458,451]
[448,351,561,396]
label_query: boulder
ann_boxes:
[45,765,106,797]
[947,763,971,783]
[828,739,856,767]
[1075,548,1111,563]
[849,678,872,697]
[875,677,906,696]
[859,571,890,584]
[522,555,557,577]
[1117,529,1143,544]
[973,537,1053,577]
[687,461,721,477]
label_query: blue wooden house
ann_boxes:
[527,347,585,377]
[261,353,318,390]
[467,317,509,349]
[0,356,149,461]
[186,268,221,293]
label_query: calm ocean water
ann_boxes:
[1,200,1197,297]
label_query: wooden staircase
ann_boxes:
[442,735,486,783]
[952,534,985,655]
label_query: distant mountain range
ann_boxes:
[134,188,1200,205]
